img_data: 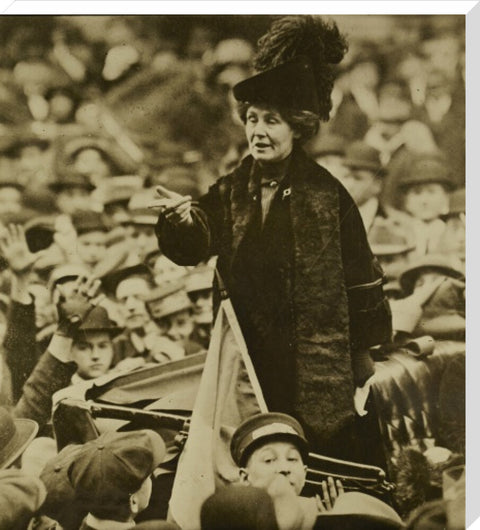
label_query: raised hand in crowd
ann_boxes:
[149,185,193,227]
[0,224,44,304]
[56,275,104,338]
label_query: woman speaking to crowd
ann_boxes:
[151,15,392,462]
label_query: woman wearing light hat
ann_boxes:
[152,16,391,462]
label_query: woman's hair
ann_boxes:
[236,101,319,144]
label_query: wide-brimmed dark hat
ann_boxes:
[230,412,309,467]
[399,254,465,295]
[0,408,38,469]
[74,306,123,339]
[233,56,320,114]
[398,157,454,191]
[343,141,385,175]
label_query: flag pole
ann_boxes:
[214,268,268,413]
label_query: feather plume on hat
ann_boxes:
[253,15,348,121]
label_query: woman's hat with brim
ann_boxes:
[0,408,38,469]
[230,412,309,467]
[233,56,320,114]
[398,157,454,191]
[399,254,465,295]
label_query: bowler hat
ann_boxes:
[398,157,454,191]
[145,281,192,321]
[74,306,123,339]
[101,263,153,297]
[71,210,107,235]
[399,254,465,295]
[343,141,385,175]
[230,412,309,467]
[233,56,320,114]
[0,407,38,469]
[201,486,279,530]
[69,430,166,512]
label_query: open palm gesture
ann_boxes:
[0,224,42,276]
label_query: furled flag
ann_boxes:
[168,295,268,530]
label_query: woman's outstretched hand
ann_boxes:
[149,185,193,227]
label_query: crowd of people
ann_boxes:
[0,14,465,530]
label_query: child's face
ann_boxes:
[403,183,449,222]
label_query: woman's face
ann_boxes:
[245,106,296,164]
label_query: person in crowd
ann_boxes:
[126,189,161,263]
[0,407,46,528]
[144,280,204,363]
[152,15,391,462]
[6,135,51,189]
[305,133,348,181]
[392,254,465,341]
[12,274,107,427]
[368,218,416,285]
[397,156,455,256]
[49,172,96,215]
[102,264,157,361]
[71,210,109,272]
[68,430,166,530]
[0,468,47,529]
[201,412,403,530]
[185,265,214,349]
[0,176,25,216]
[436,187,465,270]
[147,252,188,288]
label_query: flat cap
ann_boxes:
[69,430,166,512]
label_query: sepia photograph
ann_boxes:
[0,10,467,530]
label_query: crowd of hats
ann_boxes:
[0,15,466,530]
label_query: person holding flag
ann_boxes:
[151,15,391,464]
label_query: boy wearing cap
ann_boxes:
[71,210,109,272]
[66,430,165,530]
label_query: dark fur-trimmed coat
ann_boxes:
[156,146,391,449]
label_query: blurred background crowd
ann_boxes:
[0,14,466,529]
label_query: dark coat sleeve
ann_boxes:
[338,185,392,353]
[13,351,76,427]
[4,301,38,403]
[155,179,227,266]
